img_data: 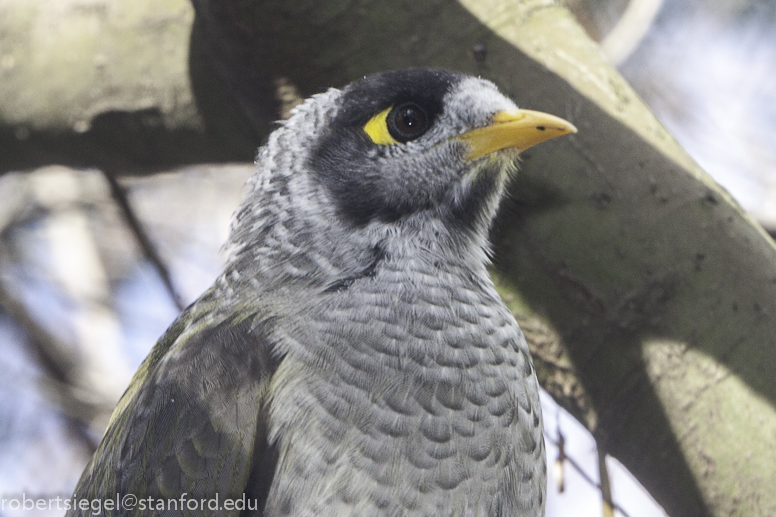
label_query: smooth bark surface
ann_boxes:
[0,0,252,174]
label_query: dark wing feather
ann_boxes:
[67,307,279,516]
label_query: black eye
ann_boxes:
[387,102,429,142]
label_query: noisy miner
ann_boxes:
[68,68,576,516]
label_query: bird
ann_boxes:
[67,68,576,517]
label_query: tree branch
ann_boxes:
[102,170,186,311]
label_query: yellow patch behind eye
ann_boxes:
[363,106,398,145]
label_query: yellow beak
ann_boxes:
[457,109,577,161]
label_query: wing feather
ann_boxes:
[67,306,279,516]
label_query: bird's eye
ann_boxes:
[362,102,431,146]
[387,102,429,142]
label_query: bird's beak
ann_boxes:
[457,109,577,161]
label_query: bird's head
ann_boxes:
[227,69,575,286]
[310,69,576,234]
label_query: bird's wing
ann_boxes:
[67,303,279,517]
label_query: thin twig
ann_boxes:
[0,279,77,385]
[102,170,186,310]
[544,430,633,517]
[0,279,104,451]
[598,446,616,517]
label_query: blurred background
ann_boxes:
[1,0,774,515]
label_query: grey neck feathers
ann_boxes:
[221,89,500,303]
